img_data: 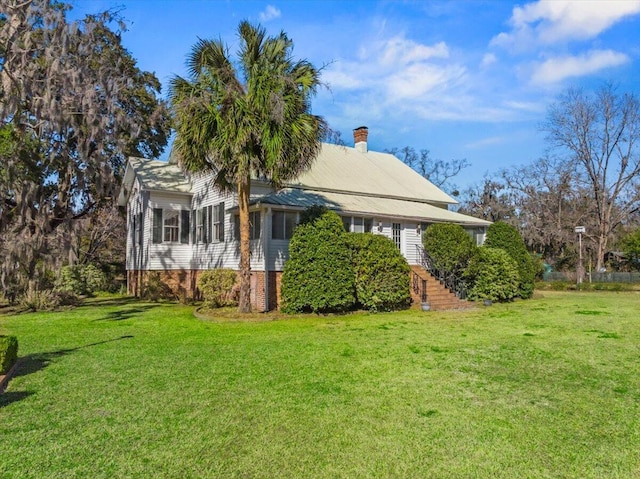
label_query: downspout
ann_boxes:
[263,207,271,312]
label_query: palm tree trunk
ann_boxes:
[238,177,252,313]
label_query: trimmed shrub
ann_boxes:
[464,247,519,302]
[0,335,18,375]
[299,205,329,226]
[198,269,239,309]
[281,210,355,313]
[423,223,477,274]
[485,222,536,299]
[349,233,411,312]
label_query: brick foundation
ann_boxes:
[127,269,275,311]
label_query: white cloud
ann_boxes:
[386,63,465,102]
[377,38,449,66]
[531,49,629,84]
[321,33,532,123]
[481,53,497,68]
[465,136,507,149]
[324,35,459,99]
[259,5,281,22]
[492,0,640,49]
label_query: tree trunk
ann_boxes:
[237,177,252,313]
[596,220,609,272]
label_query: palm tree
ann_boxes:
[169,22,326,312]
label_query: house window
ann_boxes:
[342,216,374,233]
[212,202,225,242]
[180,210,190,244]
[364,218,373,233]
[137,212,144,246]
[234,211,261,240]
[196,207,207,243]
[152,208,189,244]
[272,211,297,240]
[163,210,180,243]
[392,223,401,250]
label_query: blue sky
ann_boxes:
[71,0,640,188]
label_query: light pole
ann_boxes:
[575,226,585,285]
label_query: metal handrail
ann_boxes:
[412,271,427,303]
[416,245,468,300]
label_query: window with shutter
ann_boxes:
[152,208,163,244]
[180,210,190,244]
[212,202,224,242]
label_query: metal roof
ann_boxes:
[127,157,192,193]
[252,188,490,226]
[287,143,458,206]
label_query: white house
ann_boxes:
[117,127,490,310]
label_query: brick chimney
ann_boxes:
[353,126,368,153]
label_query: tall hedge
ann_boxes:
[349,233,411,312]
[0,335,18,375]
[423,223,477,273]
[463,247,519,302]
[484,222,536,299]
[281,210,355,313]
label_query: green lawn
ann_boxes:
[1,292,639,478]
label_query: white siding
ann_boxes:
[128,164,480,274]
[405,223,422,265]
[146,192,193,270]
[268,239,290,271]
[126,178,146,271]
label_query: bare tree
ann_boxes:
[544,85,640,270]
[458,175,515,223]
[386,146,470,195]
[502,157,594,258]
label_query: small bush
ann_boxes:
[83,264,108,293]
[485,222,536,299]
[0,335,18,375]
[550,281,569,291]
[19,289,60,311]
[56,264,107,296]
[464,247,519,302]
[423,223,477,274]
[281,210,355,313]
[142,272,173,301]
[198,269,239,309]
[349,233,411,312]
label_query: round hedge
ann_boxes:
[281,210,355,313]
[464,247,519,302]
[484,222,536,299]
[349,233,411,312]
[423,223,477,273]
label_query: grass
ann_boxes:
[1,291,640,478]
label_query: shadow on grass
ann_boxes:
[93,305,158,322]
[0,391,34,408]
[78,296,140,308]
[1,335,133,408]
[13,335,134,380]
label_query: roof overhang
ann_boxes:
[231,188,490,227]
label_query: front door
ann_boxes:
[392,223,404,256]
